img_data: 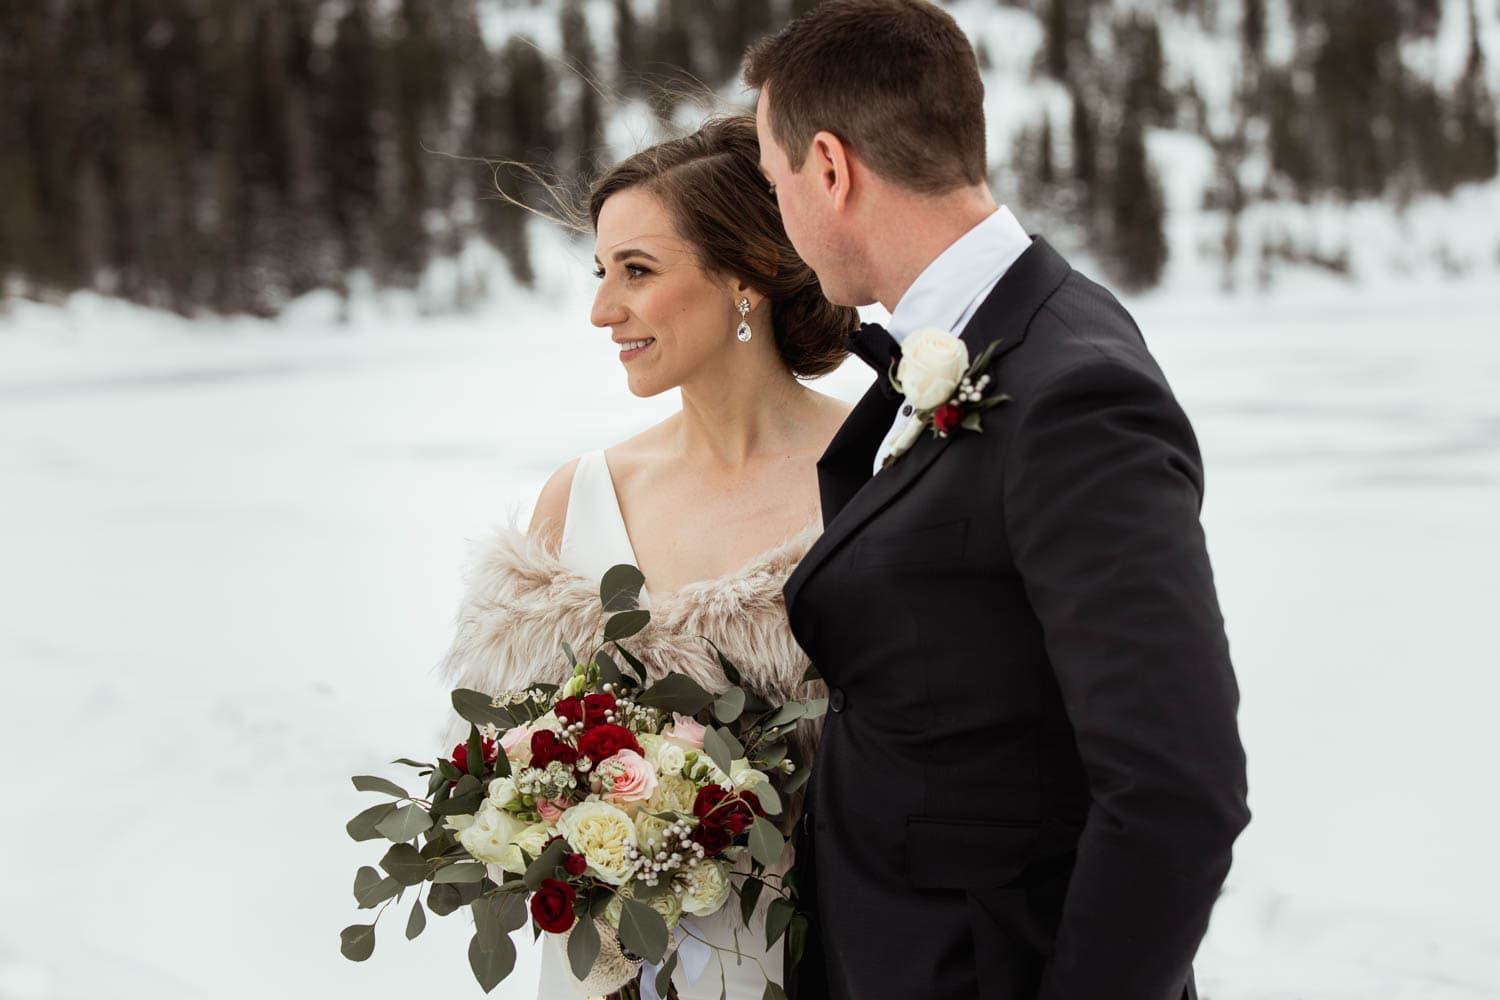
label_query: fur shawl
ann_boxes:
[436,524,825,746]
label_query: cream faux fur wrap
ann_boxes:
[435,524,826,765]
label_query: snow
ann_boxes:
[2,240,1498,999]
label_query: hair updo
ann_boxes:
[588,115,855,379]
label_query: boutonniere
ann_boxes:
[883,327,1012,468]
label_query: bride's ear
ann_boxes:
[730,279,766,313]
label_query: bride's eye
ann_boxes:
[592,266,606,279]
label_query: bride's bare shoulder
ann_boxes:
[528,457,581,551]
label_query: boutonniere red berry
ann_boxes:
[883,328,1011,467]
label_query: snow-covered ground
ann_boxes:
[2,244,1498,999]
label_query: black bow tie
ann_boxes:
[847,322,902,399]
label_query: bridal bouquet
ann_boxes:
[341,564,822,999]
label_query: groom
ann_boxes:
[746,2,1249,998]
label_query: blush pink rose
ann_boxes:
[600,749,658,804]
[536,796,566,826]
[664,713,706,750]
[500,723,531,762]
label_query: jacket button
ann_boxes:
[829,688,846,713]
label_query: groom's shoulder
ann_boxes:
[1007,263,1160,390]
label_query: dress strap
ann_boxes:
[559,449,643,596]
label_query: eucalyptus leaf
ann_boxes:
[617,898,670,964]
[351,775,409,798]
[738,877,764,926]
[432,862,487,884]
[468,932,516,992]
[603,609,651,642]
[523,838,570,891]
[600,563,646,612]
[427,882,463,916]
[355,873,401,909]
[595,648,624,688]
[702,726,735,776]
[764,897,795,950]
[960,412,984,432]
[697,635,743,687]
[566,910,601,981]
[747,816,785,868]
[783,764,812,794]
[801,662,822,683]
[346,802,398,842]
[655,946,680,996]
[352,866,381,901]
[757,742,788,767]
[763,982,789,1000]
[762,702,807,730]
[613,644,649,686]
[433,789,483,818]
[375,803,433,843]
[801,697,828,720]
[405,898,426,940]
[392,757,431,769]
[636,673,715,715]
[472,893,528,947]
[787,913,809,968]
[755,782,783,818]
[451,688,514,729]
[379,843,429,886]
[340,923,376,962]
[713,687,746,724]
[561,640,580,668]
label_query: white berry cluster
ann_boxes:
[623,818,705,887]
[957,373,991,404]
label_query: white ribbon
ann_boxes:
[641,917,713,1000]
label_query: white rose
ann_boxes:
[458,800,532,866]
[897,327,969,410]
[557,800,638,885]
[497,821,553,875]
[728,759,769,795]
[654,741,687,777]
[634,811,673,854]
[679,860,733,917]
[486,776,518,809]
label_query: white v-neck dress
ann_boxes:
[537,449,790,1000]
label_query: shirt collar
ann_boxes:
[886,205,1030,344]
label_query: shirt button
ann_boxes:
[901,404,913,417]
[829,688,847,713]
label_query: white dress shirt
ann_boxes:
[873,205,1032,473]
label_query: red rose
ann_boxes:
[450,737,498,774]
[691,822,732,856]
[932,402,963,435]
[554,697,584,727]
[530,730,579,770]
[530,878,577,933]
[564,853,588,877]
[582,693,617,728]
[576,724,641,763]
[691,785,763,843]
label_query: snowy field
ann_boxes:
[2,251,1498,999]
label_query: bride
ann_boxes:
[438,115,855,999]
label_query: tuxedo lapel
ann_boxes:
[786,237,1072,612]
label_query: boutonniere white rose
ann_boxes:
[883,327,1012,468]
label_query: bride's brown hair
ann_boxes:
[588,115,855,379]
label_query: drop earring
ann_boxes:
[736,298,752,342]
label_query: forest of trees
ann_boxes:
[0,0,1495,314]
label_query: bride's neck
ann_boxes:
[673,359,812,468]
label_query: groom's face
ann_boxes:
[755,89,859,306]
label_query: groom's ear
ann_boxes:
[809,130,854,212]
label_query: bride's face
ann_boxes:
[592,188,742,398]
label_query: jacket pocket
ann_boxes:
[851,517,969,569]
[903,815,1039,890]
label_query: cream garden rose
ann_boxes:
[649,773,698,815]
[679,859,732,916]
[496,821,553,875]
[557,801,637,885]
[897,327,969,410]
[457,800,531,866]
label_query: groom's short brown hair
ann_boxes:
[744,0,987,194]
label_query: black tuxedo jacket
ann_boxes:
[783,238,1249,1000]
